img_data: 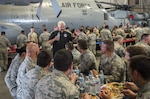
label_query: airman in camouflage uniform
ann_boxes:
[125,45,147,81]
[99,40,125,82]
[87,28,97,55]
[5,46,26,98]
[115,25,126,38]
[114,35,125,57]
[35,49,79,99]
[28,27,38,44]
[16,30,27,47]
[136,82,150,99]
[124,55,150,99]
[135,34,150,56]
[0,31,11,71]
[78,28,87,40]
[71,48,81,66]
[100,25,112,41]
[39,28,51,51]
[16,42,39,99]
[77,39,97,75]
[142,23,150,34]
[134,25,143,43]
[142,27,150,34]
[111,25,118,38]
[22,50,52,99]
[65,42,81,67]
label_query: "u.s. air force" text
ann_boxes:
[62,2,91,8]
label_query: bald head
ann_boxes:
[26,42,39,54]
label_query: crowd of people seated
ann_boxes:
[2,20,150,99]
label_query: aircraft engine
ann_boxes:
[0,21,23,45]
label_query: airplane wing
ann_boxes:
[51,0,62,18]
[0,0,42,5]
[36,0,43,19]
[36,0,62,19]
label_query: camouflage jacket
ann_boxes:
[134,27,143,43]
[135,42,150,56]
[35,69,79,99]
[16,34,27,47]
[16,56,36,99]
[5,54,24,97]
[136,82,150,99]
[115,28,126,38]
[114,42,125,57]
[99,52,125,82]
[100,29,112,41]
[78,49,97,75]
[142,27,150,34]
[71,48,81,66]
[87,33,97,45]
[0,35,11,49]
[22,65,50,99]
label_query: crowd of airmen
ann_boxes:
[0,20,150,99]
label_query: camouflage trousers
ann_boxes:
[0,49,8,71]
[41,42,52,51]
[89,44,96,55]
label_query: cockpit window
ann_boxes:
[104,13,108,20]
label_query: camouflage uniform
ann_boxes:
[71,48,81,67]
[100,29,112,41]
[39,31,51,50]
[16,56,36,99]
[16,33,27,47]
[35,69,79,99]
[134,27,143,43]
[87,32,97,55]
[0,35,11,71]
[115,28,126,38]
[78,32,87,41]
[28,32,38,43]
[142,27,150,34]
[114,42,125,57]
[5,54,24,98]
[78,50,97,75]
[99,53,125,82]
[135,42,150,56]
[136,82,150,99]
[22,65,50,99]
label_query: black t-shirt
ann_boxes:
[49,30,72,55]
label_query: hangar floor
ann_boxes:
[0,51,101,99]
[0,71,13,99]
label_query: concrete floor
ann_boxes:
[0,71,13,99]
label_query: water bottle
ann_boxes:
[57,32,60,41]
[84,76,90,92]
[95,75,101,94]
[89,76,96,95]
[89,70,94,79]
[99,70,105,85]
[72,67,80,76]
[78,73,85,93]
